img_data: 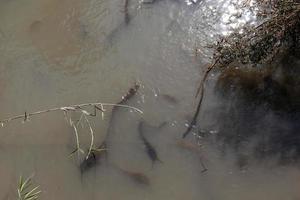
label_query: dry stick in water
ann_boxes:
[70,120,84,159]
[68,106,106,159]
[0,102,142,125]
[182,60,218,139]
[0,102,142,170]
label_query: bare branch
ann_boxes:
[0,102,143,125]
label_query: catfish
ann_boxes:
[138,121,162,167]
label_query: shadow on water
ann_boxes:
[211,53,300,167]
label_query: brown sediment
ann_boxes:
[177,139,208,173]
[27,0,85,68]
[138,121,162,167]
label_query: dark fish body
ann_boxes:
[79,142,107,174]
[118,166,150,185]
[142,121,168,130]
[138,121,162,166]
[105,83,140,143]
[119,83,140,105]
[79,83,140,174]
[80,152,97,173]
[160,94,178,104]
[124,0,130,25]
[177,139,208,173]
[129,172,150,185]
[106,83,140,140]
[111,163,150,185]
[142,0,156,4]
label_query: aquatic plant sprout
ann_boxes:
[17,175,41,200]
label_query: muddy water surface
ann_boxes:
[0,0,299,199]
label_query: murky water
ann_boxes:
[0,0,299,199]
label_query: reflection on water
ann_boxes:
[0,0,299,199]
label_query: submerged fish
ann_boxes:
[105,82,140,143]
[142,0,156,4]
[79,151,97,173]
[119,83,140,105]
[177,139,207,173]
[116,165,150,185]
[80,83,140,174]
[79,142,107,174]
[141,120,168,130]
[124,0,130,25]
[138,121,162,166]
[159,94,179,104]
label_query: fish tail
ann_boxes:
[157,158,163,164]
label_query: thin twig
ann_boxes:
[76,113,85,127]
[0,102,142,125]
[182,60,218,138]
[70,120,84,159]
[83,114,94,160]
